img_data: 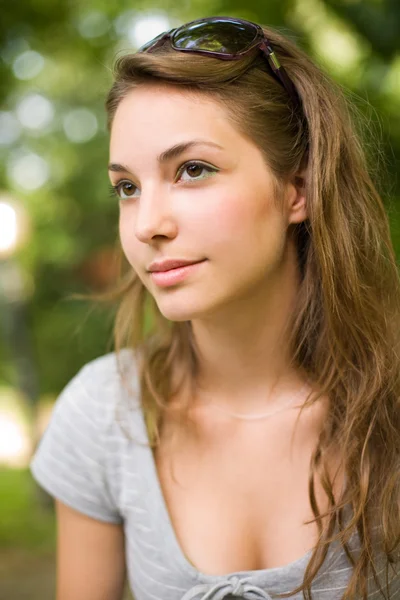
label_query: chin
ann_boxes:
[153,294,213,323]
[156,305,202,323]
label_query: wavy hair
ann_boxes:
[102,22,400,600]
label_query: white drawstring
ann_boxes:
[180,576,273,600]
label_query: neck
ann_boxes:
[189,244,305,414]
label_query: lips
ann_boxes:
[149,259,206,287]
[148,259,205,273]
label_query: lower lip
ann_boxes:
[150,260,206,288]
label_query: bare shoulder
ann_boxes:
[55,500,126,600]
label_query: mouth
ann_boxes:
[150,259,207,288]
[148,258,206,273]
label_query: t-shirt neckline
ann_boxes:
[136,403,326,585]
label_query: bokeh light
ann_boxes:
[0,112,21,146]
[63,108,98,143]
[78,10,110,39]
[0,387,33,468]
[16,94,54,131]
[382,56,400,99]
[12,50,45,80]
[0,413,31,467]
[0,193,31,258]
[0,202,18,255]
[7,150,50,191]
[113,9,137,37]
[128,13,171,48]
[1,37,30,65]
[289,0,368,81]
[311,25,367,76]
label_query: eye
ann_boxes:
[176,161,219,183]
[109,180,139,200]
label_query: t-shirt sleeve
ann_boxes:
[30,365,123,524]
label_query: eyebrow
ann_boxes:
[108,140,224,173]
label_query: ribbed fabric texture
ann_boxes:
[30,351,397,599]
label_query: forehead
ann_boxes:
[109,84,239,151]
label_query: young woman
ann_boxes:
[30,16,400,600]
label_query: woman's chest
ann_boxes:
[154,410,336,576]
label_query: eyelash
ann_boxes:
[108,160,219,200]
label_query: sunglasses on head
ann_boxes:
[138,16,301,110]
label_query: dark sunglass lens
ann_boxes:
[172,19,258,54]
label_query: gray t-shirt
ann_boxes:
[30,351,396,599]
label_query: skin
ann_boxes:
[107,84,344,578]
[109,83,309,414]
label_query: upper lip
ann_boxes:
[148,258,205,273]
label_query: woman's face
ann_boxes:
[109,84,305,322]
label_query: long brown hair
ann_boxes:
[103,23,400,599]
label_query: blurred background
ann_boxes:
[0,0,399,598]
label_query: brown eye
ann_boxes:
[187,164,203,178]
[116,181,139,199]
[177,161,218,183]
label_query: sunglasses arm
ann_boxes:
[146,29,176,53]
[259,42,301,109]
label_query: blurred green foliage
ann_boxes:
[0,0,399,396]
[0,468,55,550]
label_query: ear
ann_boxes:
[286,169,308,225]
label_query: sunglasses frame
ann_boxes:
[139,17,300,109]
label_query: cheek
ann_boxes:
[201,188,276,251]
[194,186,255,238]
[204,189,287,279]
[118,212,140,267]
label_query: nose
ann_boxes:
[133,186,178,244]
